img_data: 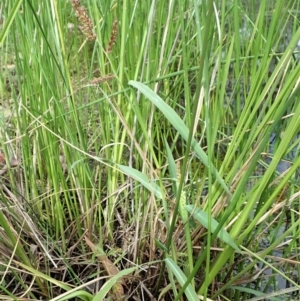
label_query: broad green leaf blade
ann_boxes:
[117,164,163,199]
[185,205,241,252]
[92,267,137,301]
[128,80,230,195]
[165,258,200,301]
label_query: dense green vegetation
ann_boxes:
[0,0,300,300]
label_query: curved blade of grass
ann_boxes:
[0,0,22,46]
[165,138,194,284]
[185,205,240,252]
[165,258,210,301]
[117,164,163,199]
[128,80,230,195]
[231,286,282,301]
[85,236,125,299]
[154,238,168,252]
[14,261,93,301]
[55,291,92,301]
[92,267,138,301]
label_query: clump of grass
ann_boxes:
[0,0,300,300]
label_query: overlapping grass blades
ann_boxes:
[0,0,300,300]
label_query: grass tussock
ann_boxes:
[0,0,300,300]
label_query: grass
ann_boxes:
[0,0,300,300]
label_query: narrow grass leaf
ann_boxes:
[128,80,230,195]
[185,205,241,252]
[154,238,168,252]
[117,164,163,199]
[164,138,177,189]
[56,291,92,301]
[14,261,89,298]
[0,0,22,46]
[231,286,282,301]
[165,258,200,301]
[92,267,138,301]
[158,283,174,301]
[85,236,125,299]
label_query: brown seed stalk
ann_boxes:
[106,20,118,54]
[89,74,115,85]
[70,0,96,41]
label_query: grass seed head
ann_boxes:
[71,0,96,41]
[106,20,118,54]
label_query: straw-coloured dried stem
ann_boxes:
[71,0,96,41]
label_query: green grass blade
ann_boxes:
[165,258,200,301]
[92,267,138,301]
[55,291,92,301]
[185,205,240,252]
[117,164,163,199]
[231,286,281,301]
[0,0,22,47]
[128,80,230,195]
